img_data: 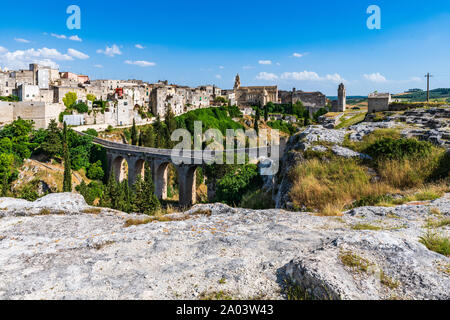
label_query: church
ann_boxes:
[233,74,278,107]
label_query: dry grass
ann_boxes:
[339,251,372,273]
[289,158,391,213]
[351,223,382,231]
[124,209,212,227]
[199,291,233,300]
[378,154,444,189]
[426,217,450,229]
[82,208,102,215]
[379,270,400,289]
[419,231,450,257]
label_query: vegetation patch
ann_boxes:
[38,208,51,216]
[199,291,233,300]
[82,208,102,215]
[339,251,372,273]
[419,232,450,257]
[335,113,366,129]
[379,270,400,289]
[425,217,450,229]
[240,189,274,210]
[289,157,390,213]
[124,209,212,227]
[351,223,382,231]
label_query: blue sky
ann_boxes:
[0,0,450,95]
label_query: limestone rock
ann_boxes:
[0,193,448,300]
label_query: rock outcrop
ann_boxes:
[0,193,448,300]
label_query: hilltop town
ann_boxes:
[0,63,449,301]
[0,63,399,131]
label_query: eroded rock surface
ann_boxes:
[0,193,448,300]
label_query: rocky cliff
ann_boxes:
[0,193,448,300]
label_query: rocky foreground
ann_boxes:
[0,193,449,300]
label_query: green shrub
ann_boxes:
[84,129,98,137]
[240,189,274,209]
[87,161,104,180]
[76,180,104,205]
[419,232,450,257]
[215,164,261,206]
[73,102,89,114]
[267,120,296,135]
[364,138,433,160]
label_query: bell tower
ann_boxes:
[234,74,241,90]
[337,83,346,112]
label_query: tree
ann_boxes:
[101,172,118,208]
[86,94,96,102]
[215,164,261,206]
[41,119,62,160]
[63,92,77,109]
[164,104,177,136]
[140,126,156,148]
[133,163,160,215]
[255,107,261,122]
[264,104,269,122]
[153,116,166,148]
[73,102,89,114]
[131,118,139,146]
[87,161,104,180]
[303,109,311,126]
[292,101,306,118]
[62,122,72,192]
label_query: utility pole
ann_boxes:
[425,73,433,102]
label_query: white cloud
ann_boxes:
[292,53,303,58]
[94,64,103,68]
[325,73,345,83]
[51,33,67,39]
[0,47,81,70]
[243,65,254,70]
[281,71,321,81]
[50,33,82,42]
[97,44,122,57]
[69,35,82,42]
[215,74,222,79]
[258,60,272,65]
[135,44,145,49]
[281,71,345,83]
[125,60,155,67]
[68,48,89,60]
[14,38,30,43]
[364,72,387,83]
[219,66,224,69]
[256,72,278,81]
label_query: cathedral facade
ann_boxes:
[233,74,278,107]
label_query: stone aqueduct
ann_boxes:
[79,133,277,206]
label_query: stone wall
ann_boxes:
[0,101,14,125]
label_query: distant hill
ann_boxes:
[327,96,367,101]
[393,88,450,102]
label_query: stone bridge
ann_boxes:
[79,133,278,206]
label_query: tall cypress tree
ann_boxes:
[133,163,160,215]
[131,118,138,146]
[164,104,177,134]
[264,104,269,122]
[42,119,62,160]
[62,122,72,192]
